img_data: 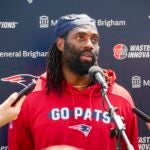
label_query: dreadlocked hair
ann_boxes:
[46,43,64,95]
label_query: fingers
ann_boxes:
[146,122,150,130]
[3,92,19,106]
[10,95,26,121]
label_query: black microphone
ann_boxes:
[11,80,36,106]
[132,107,150,122]
[89,66,108,90]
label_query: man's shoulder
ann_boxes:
[24,90,47,105]
[33,72,46,92]
[111,82,134,107]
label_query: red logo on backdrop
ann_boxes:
[1,74,38,87]
[113,44,128,60]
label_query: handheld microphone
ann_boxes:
[132,107,150,122]
[89,66,108,90]
[11,80,36,106]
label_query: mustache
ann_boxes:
[80,49,98,58]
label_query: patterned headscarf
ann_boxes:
[53,14,97,41]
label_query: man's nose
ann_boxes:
[84,39,94,50]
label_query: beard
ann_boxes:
[62,41,98,75]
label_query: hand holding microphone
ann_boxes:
[11,80,36,106]
[0,80,36,127]
[0,92,25,127]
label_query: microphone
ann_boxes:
[132,107,150,122]
[11,80,36,106]
[89,66,108,90]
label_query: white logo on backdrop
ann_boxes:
[0,50,48,59]
[96,19,126,27]
[138,136,150,150]
[38,16,126,28]
[39,16,49,28]
[39,16,58,28]
[0,146,8,150]
[132,76,150,88]
[0,22,18,29]
[132,76,141,88]
[26,0,33,4]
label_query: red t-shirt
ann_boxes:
[8,71,139,150]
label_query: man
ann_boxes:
[8,14,139,150]
[0,93,25,127]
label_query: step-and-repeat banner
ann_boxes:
[0,0,150,149]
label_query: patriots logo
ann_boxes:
[1,74,38,87]
[69,124,92,137]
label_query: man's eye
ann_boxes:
[76,36,84,41]
[91,38,98,44]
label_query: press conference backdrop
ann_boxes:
[0,0,150,149]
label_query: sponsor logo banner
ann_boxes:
[132,76,150,88]
[113,44,150,59]
[138,136,150,150]
[0,21,19,29]
[0,50,48,59]
[0,146,8,150]
[39,16,126,28]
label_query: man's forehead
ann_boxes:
[69,25,99,36]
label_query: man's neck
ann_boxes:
[62,66,92,91]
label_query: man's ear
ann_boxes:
[56,38,64,52]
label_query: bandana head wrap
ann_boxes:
[53,14,97,42]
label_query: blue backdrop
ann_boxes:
[0,0,150,149]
